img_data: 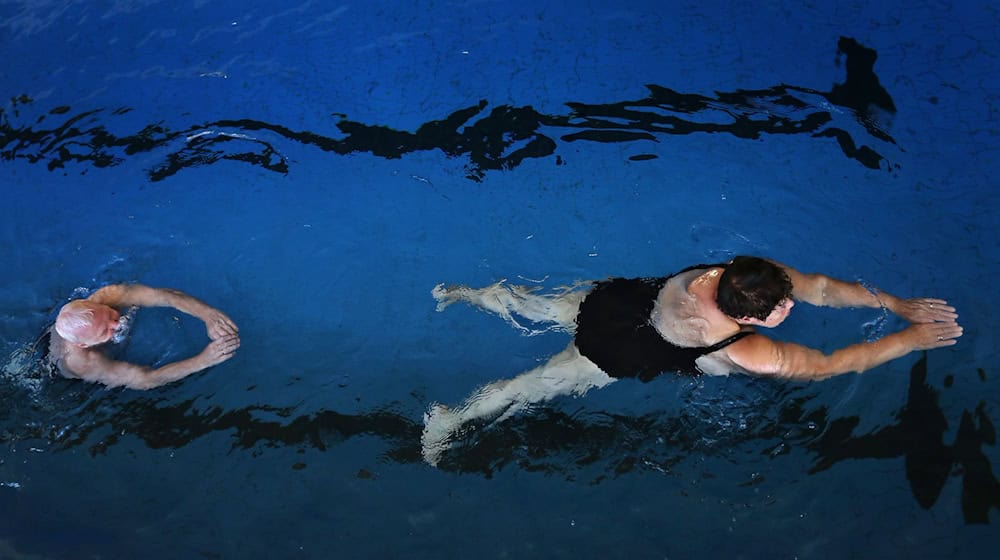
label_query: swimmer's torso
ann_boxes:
[651,267,748,375]
[574,264,749,380]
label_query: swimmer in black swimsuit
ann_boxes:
[574,264,753,381]
[421,256,961,466]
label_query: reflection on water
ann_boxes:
[2,352,994,523]
[2,38,897,183]
[806,355,999,524]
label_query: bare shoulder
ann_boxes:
[654,275,711,346]
[88,284,164,308]
[57,345,94,379]
[87,284,130,306]
[725,333,839,379]
[720,333,784,376]
[658,267,736,346]
[48,333,76,378]
[61,347,148,389]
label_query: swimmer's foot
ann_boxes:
[421,403,461,467]
[432,283,462,312]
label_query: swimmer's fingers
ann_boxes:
[201,334,241,366]
[906,321,963,350]
[894,297,958,323]
[208,321,238,339]
[217,333,241,352]
[215,309,238,331]
[918,298,957,315]
[205,309,239,339]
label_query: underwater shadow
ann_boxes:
[805,354,999,524]
[5,353,993,524]
[2,37,897,183]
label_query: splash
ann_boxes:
[858,278,890,342]
[110,305,138,344]
[1,332,54,397]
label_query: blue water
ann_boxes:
[2,1,998,558]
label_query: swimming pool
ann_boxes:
[2,1,998,557]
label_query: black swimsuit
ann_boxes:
[574,264,751,381]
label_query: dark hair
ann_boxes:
[716,256,794,320]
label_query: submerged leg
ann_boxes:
[432,280,591,334]
[421,343,614,466]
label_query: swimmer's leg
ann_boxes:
[421,343,614,466]
[432,280,591,333]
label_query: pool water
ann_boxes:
[2,1,998,558]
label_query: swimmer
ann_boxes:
[49,284,240,390]
[421,256,962,465]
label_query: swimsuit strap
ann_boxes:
[703,330,754,353]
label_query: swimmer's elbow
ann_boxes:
[766,346,855,381]
[790,349,879,380]
[99,364,159,390]
[729,337,850,381]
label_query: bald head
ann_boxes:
[55,300,119,347]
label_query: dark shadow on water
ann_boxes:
[3,354,995,524]
[2,37,898,183]
[805,354,1000,524]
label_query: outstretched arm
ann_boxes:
[63,334,240,390]
[725,322,962,381]
[89,284,238,339]
[771,261,958,324]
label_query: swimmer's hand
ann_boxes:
[891,297,958,324]
[204,308,239,340]
[902,320,963,350]
[199,333,241,367]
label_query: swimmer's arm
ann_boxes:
[63,335,240,390]
[767,261,958,323]
[90,284,212,315]
[90,285,238,339]
[767,260,886,308]
[726,325,962,380]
